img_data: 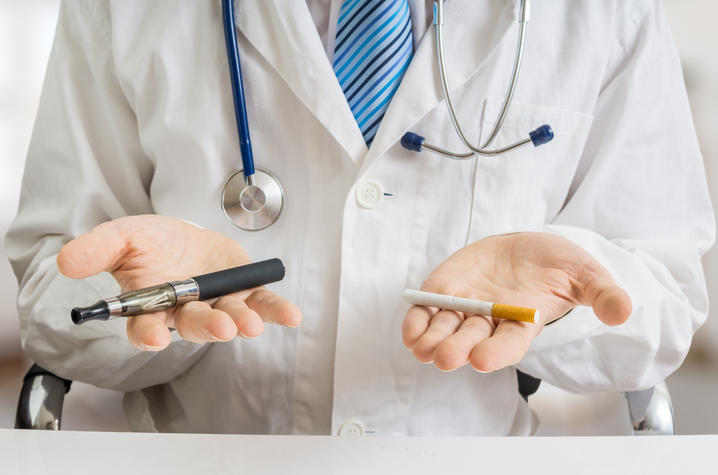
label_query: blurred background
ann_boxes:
[0,0,716,434]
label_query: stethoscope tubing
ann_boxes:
[221,0,551,171]
[434,0,530,156]
[402,0,553,159]
[221,0,255,181]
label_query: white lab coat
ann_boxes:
[6,0,714,435]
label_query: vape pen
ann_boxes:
[71,258,285,325]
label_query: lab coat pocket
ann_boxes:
[467,98,594,242]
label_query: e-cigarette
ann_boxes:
[71,258,285,325]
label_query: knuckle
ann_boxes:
[420,277,456,295]
[466,315,495,331]
[216,295,244,309]
[251,289,273,302]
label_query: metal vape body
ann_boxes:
[72,280,200,324]
[105,280,200,317]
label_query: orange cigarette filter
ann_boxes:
[491,304,538,323]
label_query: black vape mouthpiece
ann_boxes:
[71,301,111,325]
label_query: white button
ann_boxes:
[337,419,366,436]
[355,180,384,209]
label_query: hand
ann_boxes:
[402,232,631,372]
[57,215,301,351]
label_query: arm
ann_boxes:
[5,2,300,392]
[517,0,714,393]
[4,1,202,392]
[401,0,714,394]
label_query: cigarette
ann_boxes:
[402,289,538,324]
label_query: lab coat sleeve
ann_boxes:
[516,0,716,393]
[4,0,210,392]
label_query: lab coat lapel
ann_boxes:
[236,0,367,167]
[360,0,518,175]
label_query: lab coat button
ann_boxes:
[355,180,384,209]
[337,419,366,436]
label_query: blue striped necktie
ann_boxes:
[333,0,414,146]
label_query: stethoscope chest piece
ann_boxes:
[221,169,284,231]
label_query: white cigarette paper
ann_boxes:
[402,289,537,324]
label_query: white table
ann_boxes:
[1,429,714,474]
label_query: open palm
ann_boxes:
[58,215,301,351]
[402,232,632,372]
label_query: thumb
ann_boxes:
[578,264,632,326]
[57,221,127,279]
[591,285,632,326]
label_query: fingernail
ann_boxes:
[237,329,256,339]
[141,344,166,351]
[205,330,230,342]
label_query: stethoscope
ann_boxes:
[220,0,284,231]
[220,0,553,231]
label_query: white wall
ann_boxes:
[664,0,718,358]
[0,0,60,358]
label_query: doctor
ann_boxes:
[6,0,714,435]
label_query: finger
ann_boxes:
[590,285,632,326]
[576,265,632,326]
[433,316,495,371]
[469,320,534,373]
[412,310,464,363]
[174,301,237,343]
[402,305,434,349]
[57,220,127,278]
[244,289,302,327]
[213,296,265,338]
[126,314,172,351]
